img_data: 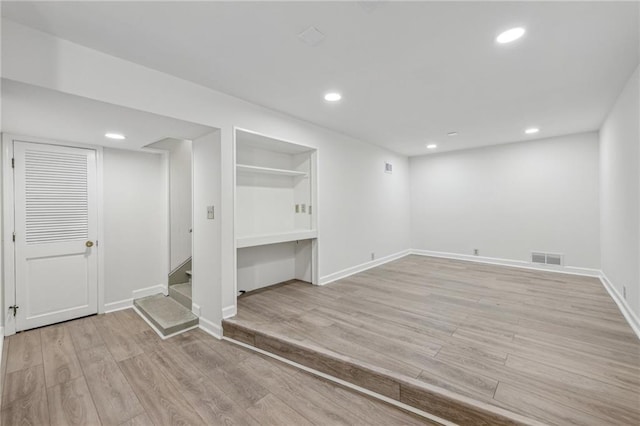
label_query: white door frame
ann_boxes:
[2,133,105,336]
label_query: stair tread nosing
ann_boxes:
[170,282,192,298]
[134,294,198,336]
[169,283,192,309]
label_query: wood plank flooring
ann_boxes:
[225,255,640,426]
[0,310,432,425]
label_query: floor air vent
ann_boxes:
[531,252,564,266]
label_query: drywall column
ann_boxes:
[220,127,236,318]
[192,130,223,335]
[600,66,640,325]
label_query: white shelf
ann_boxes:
[236,229,317,249]
[236,164,307,177]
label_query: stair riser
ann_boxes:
[134,298,198,337]
[222,321,533,426]
[169,287,192,309]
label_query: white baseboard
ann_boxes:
[319,249,412,285]
[222,305,236,319]
[104,299,133,313]
[600,273,640,339]
[132,284,166,300]
[411,249,601,278]
[192,302,201,317]
[199,316,222,339]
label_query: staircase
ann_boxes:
[134,270,197,337]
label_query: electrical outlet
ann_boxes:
[473,249,479,256]
[623,286,627,299]
[371,252,375,260]
[301,204,306,213]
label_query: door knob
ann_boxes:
[85,241,94,248]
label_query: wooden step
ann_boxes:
[222,319,542,426]
[134,294,198,337]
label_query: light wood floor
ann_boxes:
[230,255,640,425]
[0,308,433,425]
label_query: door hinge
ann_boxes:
[11,158,14,168]
[9,305,18,317]
[12,232,15,242]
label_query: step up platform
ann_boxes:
[169,282,192,309]
[134,293,198,337]
[221,319,537,426]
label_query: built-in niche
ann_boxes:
[234,128,318,294]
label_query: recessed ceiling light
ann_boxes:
[105,132,126,140]
[427,144,437,149]
[496,27,525,44]
[447,132,458,136]
[324,92,342,102]
[525,127,539,134]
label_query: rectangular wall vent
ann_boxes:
[384,162,393,174]
[531,252,564,266]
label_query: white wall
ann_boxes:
[600,66,640,319]
[237,243,296,293]
[103,148,167,305]
[410,132,600,270]
[2,20,412,328]
[168,139,192,271]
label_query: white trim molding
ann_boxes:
[319,249,412,285]
[0,326,4,358]
[222,305,236,319]
[600,273,640,339]
[104,299,133,313]
[132,284,167,300]
[191,302,201,317]
[411,249,602,278]
[199,316,222,339]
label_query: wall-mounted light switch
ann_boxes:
[301,204,306,213]
[207,206,214,219]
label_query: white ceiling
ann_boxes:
[1,79,215,150]
[2,1,638,156]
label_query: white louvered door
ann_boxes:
[14,141,98,331]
